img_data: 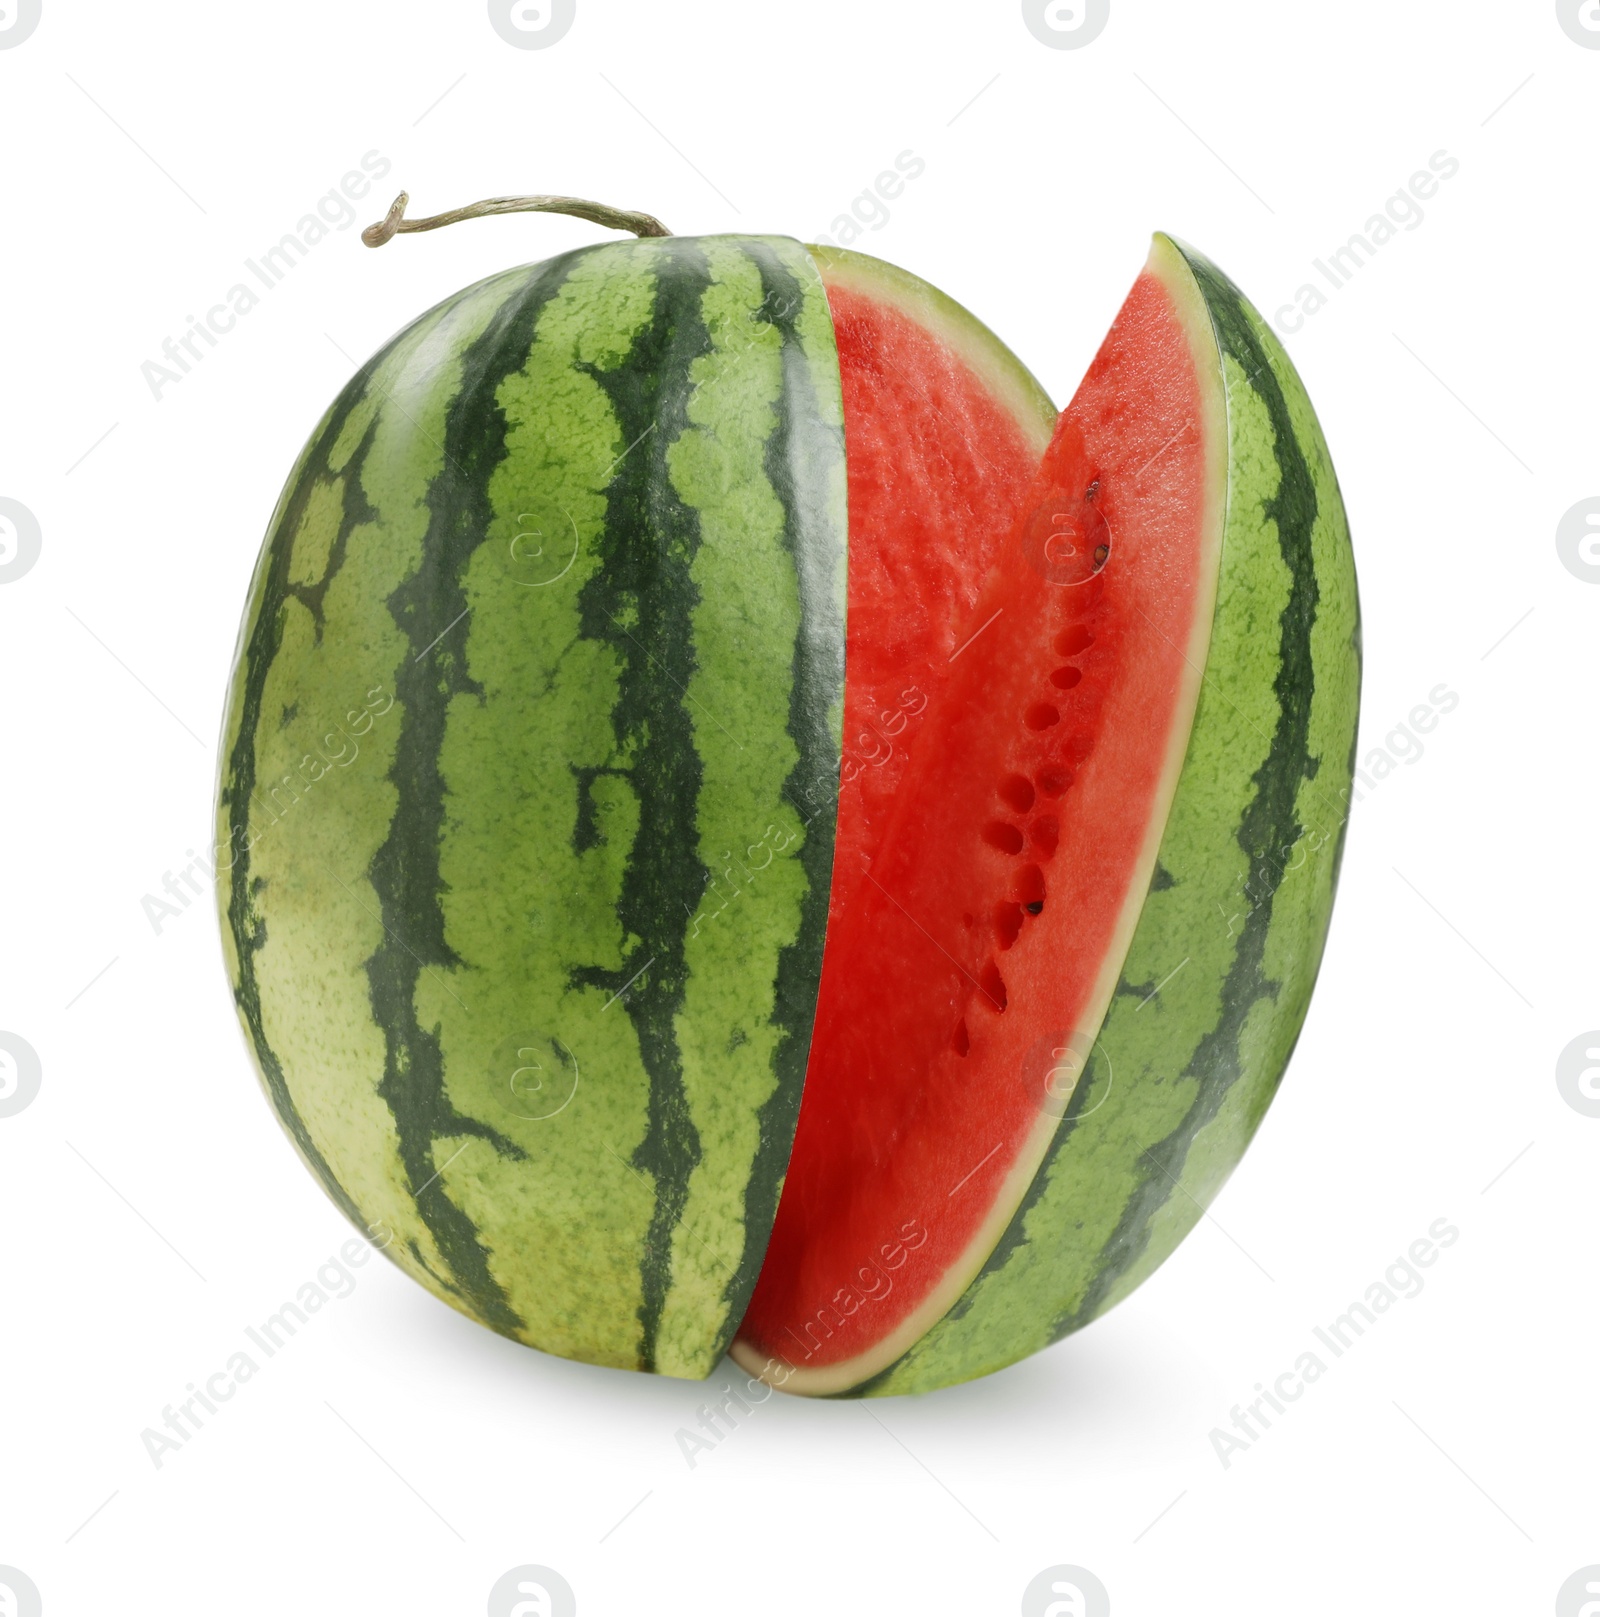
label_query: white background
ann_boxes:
[1,2,1595,1613]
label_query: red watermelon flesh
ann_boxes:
[816,254,1059,937]
[732,245,1227,1394]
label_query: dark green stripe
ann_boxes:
[716,241,847,1354]
[363,255,587,1336]
[567,238,717,1370]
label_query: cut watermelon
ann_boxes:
[733,237,1230,1393]
[222,205,1357,1396]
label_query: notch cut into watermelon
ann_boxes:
[732,237,1229,1394]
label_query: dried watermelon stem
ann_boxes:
[362,190,672,248]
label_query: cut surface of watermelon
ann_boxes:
[732,238,1228,1394]
[802,247,1057,929]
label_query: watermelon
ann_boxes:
[217,206,1358,1396]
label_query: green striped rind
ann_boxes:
[216,235,847,1378]
[857,237,1360,1396]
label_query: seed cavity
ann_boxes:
[1013,863,1045,908]
[1054,625,1095,657]
[1050,665,1083,690]
[1025,701,1060,730]
[982,821,1025,855]
[995,901,1023,950]
[998,773,1035,814]
[951,1018,970,1056]
[1036,766,1074,797]
[978,961,1007,1012]
[983,821,1022,860]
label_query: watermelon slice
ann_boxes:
[733,237,1280,1393]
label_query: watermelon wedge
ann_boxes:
[218,220,1357,1397]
